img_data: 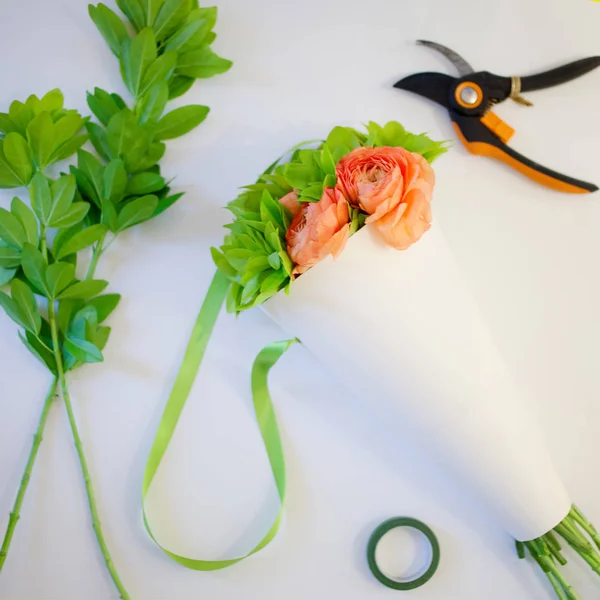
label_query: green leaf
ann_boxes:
[239,256,269,283]
[74,150,104,206]
[102,198,118,231]
[0,140,23,188]
[264,222,281,252]
[102,158,128,203]
[48,174,77,227]
[20,243,48,294]
[86,122,111,161]
[0,290,27,329]
[142,0,165,25]
[51,133,89,164]
[131,141,165,172]
[94,325,111,350]
[320,145,336,176]
[27,111,54,168]
[106,109,152,172]
[0,267,16,286]
[136,82,169,125]
[57,298,83,333]
[176,46,232,78]
[25,112,51,169]
[65,337,104,363]
[283,163,312,189]
[325,126,363,156]
[23,95,42,116]
[50,113,84,153]
[300,182,324,201]
[267,252,281,270]
[86,294,121,323]
[198,29,215,47]
[56,224,107,260]
[89,3,129,57]
[126,171,165,195]
[29,172,52,224]
[240,275,262,305]
[122,28,157,96]
[139,51,177,97]
[45,262,75,299]
[3,132,33,185]
[119,39,134,93]
[260,190,285,230]
[278,250,293,275]
[116,0,145,30]
[154,191,183,216]
[164,7,216,52]
[70,305,99,339]
[117,195,158,230]
[50,202,90,229]
[111,93,127,110]
[167,75,195,99]
[19,331,57,374]
[260,270,288,294]
[58,279,109,300]
[10,197,37,245]
[211,247,236,277]
[39,89,64,114]
[8,101,33,137]
[11,279,41,333]
[153,0,192,41]
[223,247,253,271]
[87,88,122,127]
[323,173,336,189]
[0,113,16,135]
[53,222,82,259]
[0,207,26,249]
[154,104,209,140]
[0,244,21,269]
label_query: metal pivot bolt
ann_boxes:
[460,85,479,105]
[454,81,483,109]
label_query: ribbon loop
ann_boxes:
[142,269,296,569]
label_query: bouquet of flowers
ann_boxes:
[150,121,600,599]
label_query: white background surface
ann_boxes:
[0,0,599,599]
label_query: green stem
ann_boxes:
[41,224,129,598]
[86,232,107,280]
[571,506,600,551]
[47,301,130,599]
[521,507,600,600]
[546,572,569,600]
[0,378,58,573]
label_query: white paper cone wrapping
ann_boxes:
[264,224,571,541]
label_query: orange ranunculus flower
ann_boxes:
[335,146,435,250]
[286,187,350,275]
[278,190,301,217]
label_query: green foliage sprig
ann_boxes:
[0,1,231,596]
[212,121,447,314]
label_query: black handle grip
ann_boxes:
[520,56,600,92]
[451,112,598,193]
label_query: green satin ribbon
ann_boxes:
[142,269,297,570]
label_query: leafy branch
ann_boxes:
[0,0,231,595]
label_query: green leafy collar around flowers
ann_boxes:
[212,121,448,314]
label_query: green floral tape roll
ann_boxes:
[367,517,440,591]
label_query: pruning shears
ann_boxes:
[394,41,600,193]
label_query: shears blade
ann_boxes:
[393,72,453,108]
[416,40,475,76]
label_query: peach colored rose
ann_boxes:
[278,191,301,217]
[336,146,435,250]
[286,187,350,275]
